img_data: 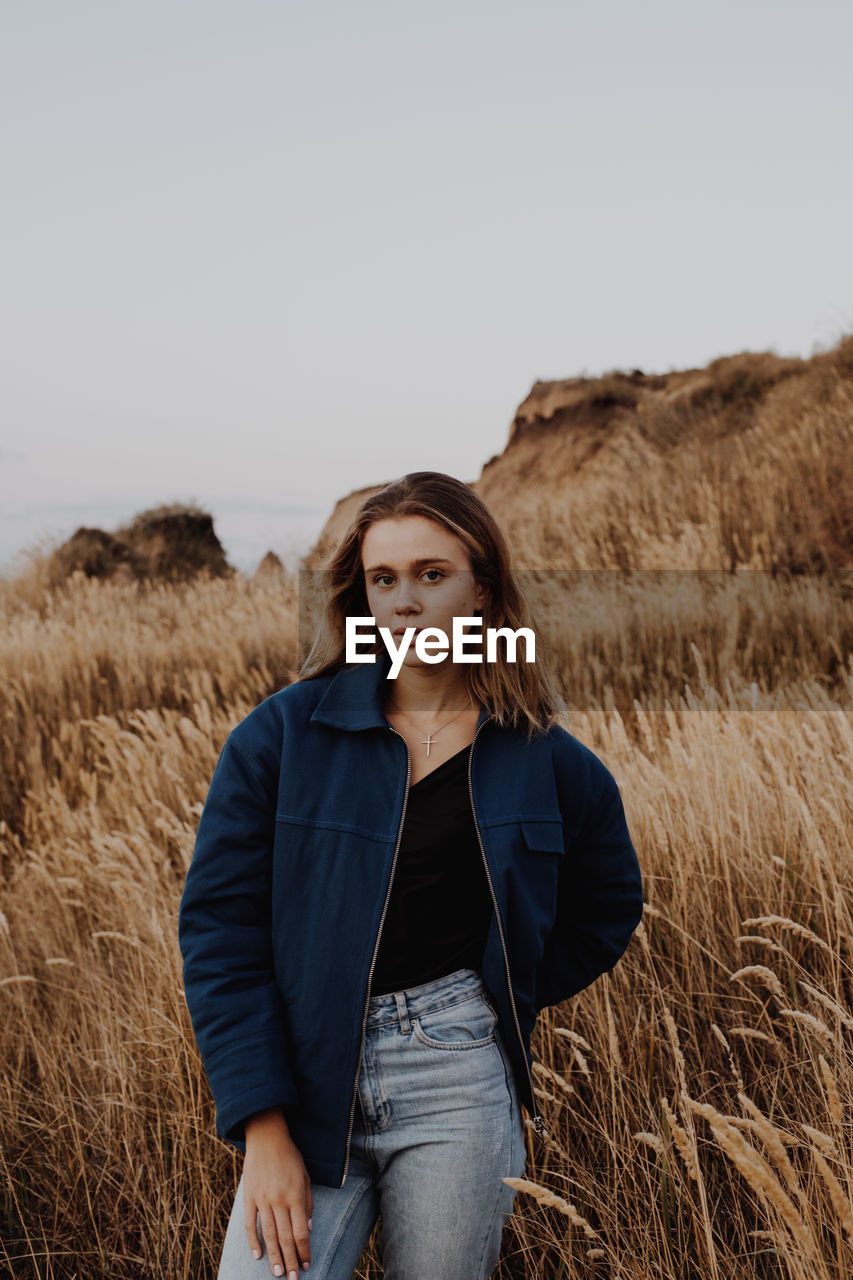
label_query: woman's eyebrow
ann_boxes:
[364,557,456,574]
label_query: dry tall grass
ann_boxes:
[2,370,852,1276]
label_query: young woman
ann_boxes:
[178,471,644,1280]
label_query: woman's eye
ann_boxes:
[370,569,444,586]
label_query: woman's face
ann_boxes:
[361,515,486,669]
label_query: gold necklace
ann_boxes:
[387,695,474,756]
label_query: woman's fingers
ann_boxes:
[250,1203,310,1278]
[290,1202,312,1271]
[257,1204,287,1276]
[271,1204,306,1278]
[245,1200,264,1261]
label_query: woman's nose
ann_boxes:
[391,578,421,612]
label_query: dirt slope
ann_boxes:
[306,337,853,573]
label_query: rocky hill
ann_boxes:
[305,336,853,574]
[47,504,232,585]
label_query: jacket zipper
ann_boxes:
[468,715,549,1140]
[339,724,412,1186]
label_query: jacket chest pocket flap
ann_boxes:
[519,819,565,855]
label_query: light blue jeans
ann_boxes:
[217,967,527,1279]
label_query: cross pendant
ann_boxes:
[422,734,433,756]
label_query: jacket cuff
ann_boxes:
[216,1078,301,1148]
[203,1035,301,1146]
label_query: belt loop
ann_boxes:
[394,990,411,1034]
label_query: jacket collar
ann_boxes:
[310,653,493,732]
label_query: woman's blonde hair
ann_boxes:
[298,471,566,737]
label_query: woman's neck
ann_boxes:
[384,667,473,719]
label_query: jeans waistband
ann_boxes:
[365,967,487,1030]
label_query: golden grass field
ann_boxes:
[1,348,852,1277]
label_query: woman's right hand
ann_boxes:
[243,1108,313,1277]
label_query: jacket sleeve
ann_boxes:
[534,752,643,1011]
[178,729,299,1151]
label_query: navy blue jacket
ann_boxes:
[178,654,644,1188]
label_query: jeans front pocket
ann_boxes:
[411,991,498,1050]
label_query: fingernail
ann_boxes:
[308,1217,313,1231]
[302,1264,311,1272]
[252,1249,260,1260]
[273,1267,283,1278]
[289,1272,298,1280]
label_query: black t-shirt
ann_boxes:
[368,743,495,997]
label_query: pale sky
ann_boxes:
[2,0,851,573]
